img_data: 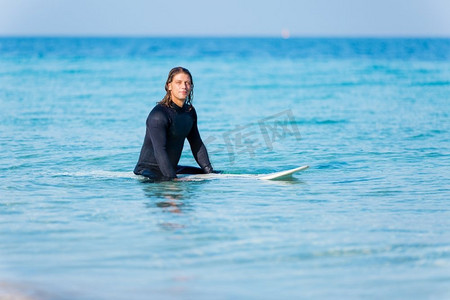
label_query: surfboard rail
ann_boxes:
[176,165,309,181]
[61,165,310,182]
[258,165,309,180]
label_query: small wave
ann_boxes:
[413,81,450,86]
[296,119,348,125]
[54,170,137,179]
[316,161,349,169]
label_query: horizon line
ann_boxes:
[1,34,449,39]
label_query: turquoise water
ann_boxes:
[1,38,450,299]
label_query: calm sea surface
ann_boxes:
[1,38,449,299]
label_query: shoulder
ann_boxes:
[149,103,169,117]
[147,104,170,126]
[187,105,197,118]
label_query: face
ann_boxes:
[168,72,192,106]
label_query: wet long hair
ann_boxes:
[158,67,194,107]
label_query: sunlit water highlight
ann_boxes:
[0,38,449,299]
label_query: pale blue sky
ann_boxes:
[0,0,449,37]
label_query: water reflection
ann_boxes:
[140,179,206,228]
[265,177,307,186]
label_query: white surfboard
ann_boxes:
[177,165,309,181]
[257,165,309,180]
[59,165,309,181]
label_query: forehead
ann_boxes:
[172,72,191,82]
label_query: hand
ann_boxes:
[202,165,214,174]
[203,166,222,174]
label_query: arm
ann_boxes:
[148,109,177,179]
[187,109,214,173]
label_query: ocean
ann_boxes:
[0,37,449,299]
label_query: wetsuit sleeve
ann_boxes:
[187,109,213,173]
[148,109,177,179]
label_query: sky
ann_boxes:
[0,0,449,37]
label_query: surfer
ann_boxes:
[134,67,217,181]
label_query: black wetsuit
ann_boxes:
[134,102,213,180]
